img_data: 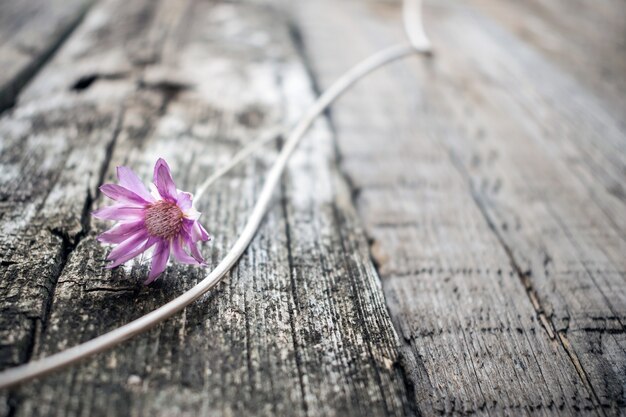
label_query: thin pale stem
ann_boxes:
[0,0,432,389]
[196,0,429,202]
[404,0,432,53]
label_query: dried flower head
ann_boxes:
[93,158,211,284]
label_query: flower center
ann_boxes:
[144,200,183,239]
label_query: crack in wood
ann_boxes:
[285,18,423,416]
[3,101,126,416]
[70,72,128,92]
[448,150,608,416]
[0,0,94,115]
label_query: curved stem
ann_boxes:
[197,0,431,203]
[0,0,432,389]
[404,0,432,53]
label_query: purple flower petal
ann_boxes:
[181,228,205,263]
[100,184,150,206]
[92,205,145,221]
[94,158,211,282]
[192,221,211,242]
[106,236,159,269]
[145,239,170,284]
[117,166,154,202]
[153,158,177,201]
[182,219,210,242]
[182,219,193,236]
[97,220,145,243]
[177,191,193,211]
[187,239,205,264]
[171,236,201,265]
[106,230,149,261]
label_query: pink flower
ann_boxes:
[93,158,211,284]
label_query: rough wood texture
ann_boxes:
[0,0,413,416]
[295,0,625,415]
[1,0,624,415]
[0,0,93,113]
[468,0,626,121]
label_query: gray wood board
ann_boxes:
[0,0,414,416]
[0,0,93,113]
[468,0,626,123]
[294,0,625,415]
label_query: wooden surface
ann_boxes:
[0,0,624,416]
[0,0,93,112]
[295,0,626,415]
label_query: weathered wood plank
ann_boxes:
[1,0,414,415]
[0,0,93,113]
[435,2,626,240]
[467,0,626,121]
[0,1,167,414]
[0,0,169,378]
[294,0,625,415]
[420,3,626,413]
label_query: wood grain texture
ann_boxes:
[0,0,414,415]
[467,0,626,122]
[1,0,624,415]
[0,0,93,113]
[294,0,625,415]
